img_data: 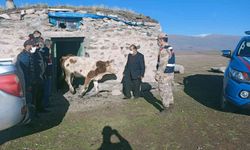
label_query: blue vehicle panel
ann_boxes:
[222,34,250,108]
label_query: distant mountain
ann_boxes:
[168,34,241,51]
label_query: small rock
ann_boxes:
[97,12,105,16]
[174,64,185,74]
[39,14,48,20]
[26,9,36,14]
[108,14,118,18]
[0,14,11,20]
[112,89,122,96]
[35,9,47,15]
[210,66,226,73]
[77,10,87,14]
[9,13,20,20]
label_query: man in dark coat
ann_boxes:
[31,40,46,112]
[122,44,145,99]
[16,40,36,119]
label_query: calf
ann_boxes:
[60,55,117,96]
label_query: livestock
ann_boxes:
[60,55,117,96]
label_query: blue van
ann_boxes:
[221,31,250,110]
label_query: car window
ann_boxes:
[238,40,250,57]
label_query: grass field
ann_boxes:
[0,52,249,150]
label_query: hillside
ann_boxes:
[169,34,241,51]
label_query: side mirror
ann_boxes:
[221,50,232,58]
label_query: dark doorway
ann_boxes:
[51,37,84,92]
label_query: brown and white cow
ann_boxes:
[60,55,117,97]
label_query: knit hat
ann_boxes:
[23,40,35,47]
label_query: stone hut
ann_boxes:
[0,6,163,93]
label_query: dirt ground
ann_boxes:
[0,51,250,150]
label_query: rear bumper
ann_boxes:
[224,77,250,107]
[0,91,26,131]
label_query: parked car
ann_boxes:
[221,31,250,110]
[0,58,29,131]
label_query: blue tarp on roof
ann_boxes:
[48,12,106,19]
[48,12,144,28]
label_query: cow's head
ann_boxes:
[105,59,117,74]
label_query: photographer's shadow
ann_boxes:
[98,126,132,150]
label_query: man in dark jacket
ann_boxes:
[31,41,46,112]
[122,44,145,99]
[16,40,35,119]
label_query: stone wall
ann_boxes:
[0,8,162,83]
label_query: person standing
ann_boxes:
[31,40,46,112]
[122,44,145,99]
[33,30,44,42]
[155,33,175,111]
[41,39,53,108]
[16,40,36,119]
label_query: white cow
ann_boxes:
[60,55,117,97]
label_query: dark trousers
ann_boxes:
[131,79,141,98]
[26,91,35,120]
[32,83,44,111]
[122,75,141,98]
[43,77,51,108]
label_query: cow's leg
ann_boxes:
[70,75,74,84]
[80,77,91,97]
[93,80,99,93]
[65,72,75,94]
[80,83,89,97]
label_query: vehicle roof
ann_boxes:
[242,35,250,40]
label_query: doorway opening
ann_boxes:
[51,37,85,92]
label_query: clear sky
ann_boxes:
[0,0,249,36]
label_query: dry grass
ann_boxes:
[19,3,49,8]
[1,3,157,23]
[54,5,157,22]
[0,52,250,150]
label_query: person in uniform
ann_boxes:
[155,33,175,111]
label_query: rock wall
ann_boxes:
[0,8,162,83]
